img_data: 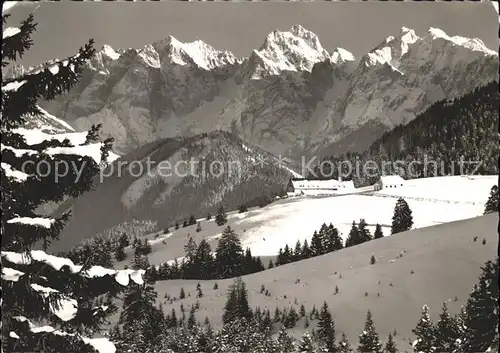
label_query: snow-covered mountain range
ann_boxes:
[12,25,498,160]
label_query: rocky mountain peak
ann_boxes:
[247,25,332,79]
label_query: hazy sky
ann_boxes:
[5,1,498,67]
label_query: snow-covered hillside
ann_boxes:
[15,25,496,160]
[124,175,497,263]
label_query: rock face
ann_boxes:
[52,131,297,250]
[17,25,497,160]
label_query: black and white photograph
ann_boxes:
[1,1,499,352]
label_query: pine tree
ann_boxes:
[239,203,248,213]
[300,304,306,317]
[168,308,178,328]
[294,239,303,261]
[195,239,215,279]
[298,332,316,353]
[215,226,244,278]
[370,255,376,265]
[339,332,352,353]
[244,247,254,274]
[119,232,130,248]
[180,287,186,299]
[412,305,436,353]
[483,185,498,214]
[374,224,384,239]
[119,255,160,351]
[434,302,460,352]
[1,14,143,353]
[317,301,337,352]
[115,244,126,262]
[196,221,202,233]
[206,212,212,220]
[187,305,197,329]
[196,283,203,298]
[236,277,253,321]
[461,258,499,352]
[189,214,197,225]
[276,248,284,266]
[285,306,299,328]
[184,236,197,262]
[384,332,397,353]
[268,259,275,269]
[327,223,343,252]
[283,244,293,264]
[175,222,180,230]
[215,205,228,226]
[277,326,295,352]
[391,198,413,234]
[357,219,372,243]
[357,310,383,353]
[221,278,253,325]
[345,221,361,247]
[301,239,313,259]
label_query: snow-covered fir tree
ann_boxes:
[357,310,383,353]
[460,258,499,352]
[384,332,397,353]
[345,221,361,247]
[277,325,296,352]
[118,254,162,352]
[212,318,279,353]
[391,198,413,234]
[297,331,316,353]
[1,14,143,353]
[195,239,215,279]
[316,301,338,352]
[327,223,343,252]
[434,302,460,352]
[338,332,352,353]
[411,305,436,353]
